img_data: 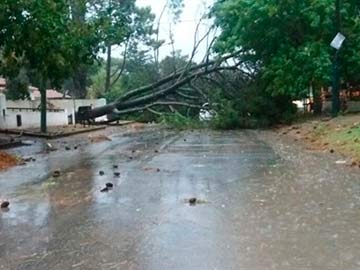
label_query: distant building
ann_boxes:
[0,78,107,129]
[29,88,71,100]
[0,77,71,100]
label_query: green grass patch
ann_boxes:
[325,125,360,158]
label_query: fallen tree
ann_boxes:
[89,50,243,120]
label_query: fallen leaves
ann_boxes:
[0,151,19,170]
[88,135,112,143]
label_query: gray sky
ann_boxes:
[134,0,215,62]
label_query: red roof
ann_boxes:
[0,78,70,99]
[31,89,70,99]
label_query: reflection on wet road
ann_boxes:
[1,130,360,269]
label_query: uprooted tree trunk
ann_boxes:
[89,51,242,120]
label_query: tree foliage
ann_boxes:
[0,0,101,131]
[212,0,360,99]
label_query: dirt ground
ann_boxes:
[0,152,19,170]
[274,113,360,166]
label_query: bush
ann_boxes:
[208,82,297,129]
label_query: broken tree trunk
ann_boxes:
[89,51,242,120]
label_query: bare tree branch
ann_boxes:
[175,90,200,100]
[116,50,242,102]
[147,107,163,115]
[110,40,129,87]
[153,1,168,70]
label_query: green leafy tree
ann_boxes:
[0,0,99,132]
[212,0,360,113]
[5,68,30,100]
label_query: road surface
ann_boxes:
[0,128,360,270]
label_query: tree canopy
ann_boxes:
[212,0,360,100]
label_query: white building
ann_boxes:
[0,94,69,129]
[0,94,107,130]
[0,78,107,129]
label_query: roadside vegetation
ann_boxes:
[277,114,360,165]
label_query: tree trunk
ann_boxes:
[40,78,47,133]
[105,43,112,93]
[70,0,88,98]
[312,82,322,115]
[72,66,87,98]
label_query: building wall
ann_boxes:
[3,109,68,129]
[6,98,107,123]
[0,94,68,129]
[0,94,7,128]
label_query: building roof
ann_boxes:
[31,89,71,99]
[0,78,71,99]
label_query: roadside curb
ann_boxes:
[0,126,107,139]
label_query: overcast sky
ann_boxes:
[133,0,215,62]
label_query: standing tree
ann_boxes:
[0,0,100,132]
[211,0,360,114]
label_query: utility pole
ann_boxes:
[332,0,341,116]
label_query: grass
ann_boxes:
[325,124,360,159]
[298,115,360,161]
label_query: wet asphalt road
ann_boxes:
[1,129,360,270]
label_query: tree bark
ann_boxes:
[72,66,87,98]
[105,43,112,93]
[40,77,47,133]
[312,82,322,115]
[70,0,88,98]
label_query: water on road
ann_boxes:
[0,129,360,270]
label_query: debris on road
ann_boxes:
[185,197,208,205]
[0,151,18,170]
[100,182,114,193]
[114,172,120,177]
[21,140,34,146]
[1,201,10,209]
[143,167,161,172]
[45,143,57,152]
[99,171,105,176]
[89,135,112,143]
[106,183,114,188]
[335,160,347,165]
[53,170,61,178]
[189,198,197,205]
[22,157,37,163]
[113,165,118,169]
